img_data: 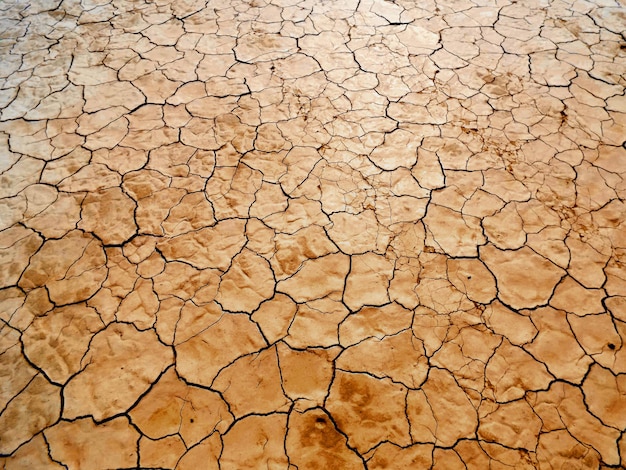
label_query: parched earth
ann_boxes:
[1,0,625,468]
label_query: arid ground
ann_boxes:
[1,0,625,468]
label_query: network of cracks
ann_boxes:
[1,0,626,468]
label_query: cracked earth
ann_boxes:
[0,0,625,468]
